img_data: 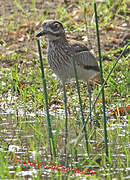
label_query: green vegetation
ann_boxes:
[0,0,129,179]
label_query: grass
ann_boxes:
[0,0,129,179]
[94,2,108,158]
[37,39,56,158]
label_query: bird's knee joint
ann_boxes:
[63,96,67,103]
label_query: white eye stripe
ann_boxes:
[47,27,59,34]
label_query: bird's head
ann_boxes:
[36,20,65,41]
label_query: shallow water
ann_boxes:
[0,99,129,179]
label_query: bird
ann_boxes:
[36,20,100,153]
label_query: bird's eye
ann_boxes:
[53,23,60,29]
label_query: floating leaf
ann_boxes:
[112,106,130,118]
[13,157,21,163]
[105,25,116,31]
[109,39,118,43]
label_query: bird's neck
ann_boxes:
[48,35,68,47]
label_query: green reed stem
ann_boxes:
[37,40,56,158]
[77,41,129,146]
[94,3,108,157]
[72,57,89,155]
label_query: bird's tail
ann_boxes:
[90,72,101,85]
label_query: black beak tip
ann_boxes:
[36,32,41,38]
[36,30,46,38]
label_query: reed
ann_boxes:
[37,40,56,158]
[94,2,108,158]
[72,57,89,155]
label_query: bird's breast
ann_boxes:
[47,47,74,82]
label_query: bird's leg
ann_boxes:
[87,82,92,128]
[63,83,68,156]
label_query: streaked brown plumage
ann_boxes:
[36,20,100,153]
[36,20,100,85]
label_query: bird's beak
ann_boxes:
[36,29,48,37]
